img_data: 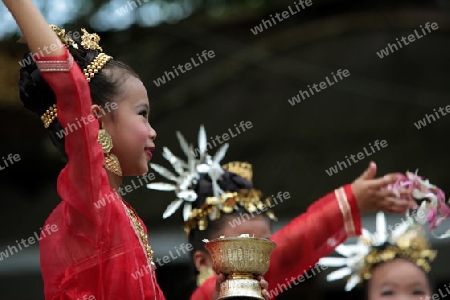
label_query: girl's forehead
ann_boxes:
[220,215,271,239]
[370,259,429,286]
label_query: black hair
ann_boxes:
[188,170,255,254]
[18,29,139,158]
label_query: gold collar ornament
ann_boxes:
[319,212,437,291]
[39,25,113,128]
[146,125,277,235]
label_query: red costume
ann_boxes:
[190,184,361,300]
[35,49,166,300]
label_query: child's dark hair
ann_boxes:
[18,28,139,158]
[187,170,255,254]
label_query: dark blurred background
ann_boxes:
[0,0,450,299]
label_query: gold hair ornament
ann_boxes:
[49,24,78,49]
[80,28,103,51]
[41,104,57,129]
[83,53,113,82]
[361,225,436,281]
[319,213,437,291]
[184,189,277,235]
[39,25,113,127]
[222,161,253,183]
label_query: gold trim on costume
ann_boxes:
[122,201,154,264]
[35,55,74,72]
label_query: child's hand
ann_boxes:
[213,274,270,300]
[1,0,64,57]
[351,162,417,214]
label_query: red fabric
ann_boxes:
[190,184,362,300]
[37,49,165,300]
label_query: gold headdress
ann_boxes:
[147,125,277,235]
[40,25,113,128]
[319,213,437,291]
[222,161,253,183]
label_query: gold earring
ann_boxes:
[97,129,122,176]
[196,267,215,286]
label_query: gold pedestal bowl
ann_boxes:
[204,236,276,300]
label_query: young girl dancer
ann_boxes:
[147,126,415,299]
[320,212,436,300]
[1,1,269,299]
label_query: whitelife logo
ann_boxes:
[153,50,215,87]
[0,224,58,261]
[287,69,350,106]
[0,153,21,171]
[191,121,253,158]
[131,243,193,280]
[376,22,439,59]
[325,140,388,176]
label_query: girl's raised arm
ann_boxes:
[2,0,64,56]
[3,0,110,240]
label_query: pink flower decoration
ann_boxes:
[427,208,438,230]
[387,170,450,232]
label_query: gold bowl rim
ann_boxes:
[205,236,276,246]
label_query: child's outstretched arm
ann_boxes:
[262,162,413,298]
[2,0,64,56]
[2,0,109,240]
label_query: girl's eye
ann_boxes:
[412,290,425,295]
[139,110,148,118]
[380,290,394,296]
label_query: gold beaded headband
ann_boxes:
[182,162,277,234]
[184,189,278,235]
[40,26,113,128]
[361,225,436,281]
[222,161,253,183]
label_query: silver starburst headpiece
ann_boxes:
[147,125,228,221]
[319,212,436,291]
[147,125,277,235]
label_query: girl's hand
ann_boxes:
[1,0,64,56]
[352,162,417,214]
[213,274,270,300]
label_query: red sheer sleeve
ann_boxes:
[264,184,361,298]
[190,184,361,300]
[35,50,108,239]
[35,49,165,300]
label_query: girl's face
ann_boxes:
[103,75,157,176]
[368,258,431,300]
